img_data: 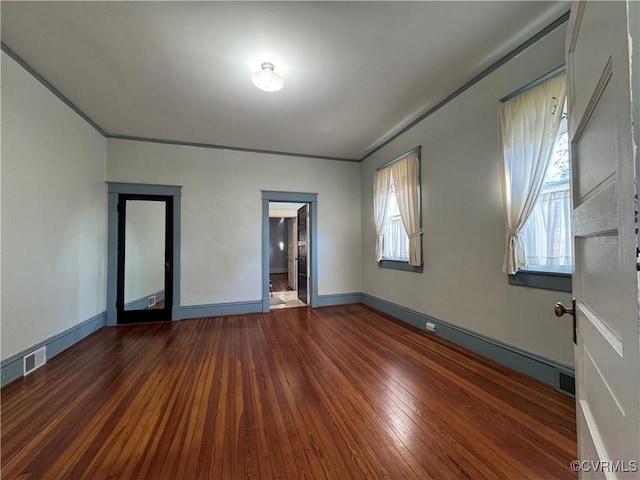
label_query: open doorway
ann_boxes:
[268,202,307,310]
[262,191,318,313]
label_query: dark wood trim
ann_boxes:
[117,194,173,324]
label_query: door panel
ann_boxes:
[288,217,297,290]
[567,0,639,475]
[573,182,616,237]
[573,79,616,201]
[568,2,614,135]
[117,195,173,323]
[578,236,626,339]
[124,200,166,311]
[576,410,605,480]
[297,205,308,304]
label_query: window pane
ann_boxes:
[382,181,409,260]
[520,184,571,269]
[544,110,569,183]
[520,108,572,272]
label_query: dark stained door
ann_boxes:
[117,194,173,324]
[297,204,308,304]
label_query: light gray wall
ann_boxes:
[1,51,108,360]
[361,25,574,366]
[1,20,576,371]
[107,139,362,306]
[269,217,288,273]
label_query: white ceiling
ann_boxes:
[1,1,569,161]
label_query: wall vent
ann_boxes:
[148,295,157,307]
[557,370,575,397]
[23,346,46,376]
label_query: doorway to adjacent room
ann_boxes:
[261,191,318,313]
[268,202,307,310]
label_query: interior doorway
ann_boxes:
[261,191,318,313]
[268,202,307,310]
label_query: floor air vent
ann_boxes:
[557,370,575,397]
[23,346,46,376]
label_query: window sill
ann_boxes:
[508,269,572,292]
[379,259,423,273]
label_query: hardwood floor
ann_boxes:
[0,304,576,479]
[270,273,292,292]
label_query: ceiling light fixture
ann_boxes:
[251,62,284,93]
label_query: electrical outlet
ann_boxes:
[425,322,436,333]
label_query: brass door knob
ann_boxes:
[554,298,577,344]
[554,302,574,317]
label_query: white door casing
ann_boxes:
[566,1,640,478]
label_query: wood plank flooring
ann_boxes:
[0,304,577,479]
[270,273,292,292]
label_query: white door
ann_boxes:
[287,217,297,290]
[566,1,639,477]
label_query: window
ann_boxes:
[373,147,423,273]
[519,107,571,273]
[381,180,410,261]
[498,71,571,291]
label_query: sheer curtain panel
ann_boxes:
[520,186,571,268]
[373,168,392,262]
[390,152,423,266]
[381,216,410,260]
[498,73,566,274]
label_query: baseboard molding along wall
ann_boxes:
[180,293,363,320]
[1,311,107,387]
[1,293,575,397]
[361,293,575,396]
[316,293,363,307]
[179,300,264,319]
[124,290,165,311]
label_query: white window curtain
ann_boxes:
[381,215,409,260]
[373,168,392,262]
[498,73,567,274]
[389,152,423,266]
[520,185,572,268]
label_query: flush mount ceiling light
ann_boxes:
[251,62,284,93]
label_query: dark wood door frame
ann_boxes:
[297,204,309,304]
[116,194,173,324]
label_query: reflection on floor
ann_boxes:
[147,300,165,310]
[270,273,292,292]
[269,290,306,309]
